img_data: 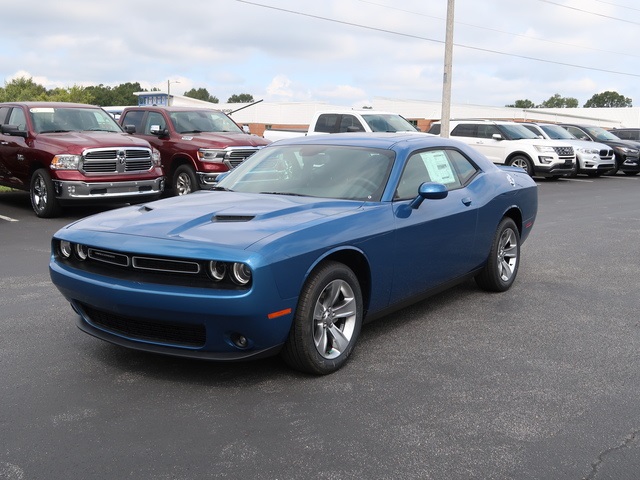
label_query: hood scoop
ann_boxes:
[212,214,255,223]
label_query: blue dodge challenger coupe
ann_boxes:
[50,133,538,374]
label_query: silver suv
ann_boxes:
[428,120,575,178]
[521,122,615,177]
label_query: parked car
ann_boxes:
[119,106,270,195]
[428,119,575,178]
[609,128,640,141]
[50,133,538,374]
[521,122,615,177]
[559,124,640,175]
[0,102,163,217]
[263,110,422,141]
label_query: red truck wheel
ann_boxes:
[173,165,198,196]
[30,169,62,218]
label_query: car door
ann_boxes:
[451,123,504,164]
[390,148,480,303]
[0,106,30,187]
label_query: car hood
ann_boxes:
[37,131,150,152]
[176,132,270,148]
[66,191,363,250]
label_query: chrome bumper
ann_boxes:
[53,177,164,200]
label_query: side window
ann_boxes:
[121,110,145,133]
[0,107,10,125]
[564,126,588,140]
[451,123,476,137]
[314,114,339,133]
[477,125,500,139]
[144,112,166,134]
[614,130,630,140]
[7,108,27,131]
[446,149,478,186]
[339,115,364,132]
[396,149,477,200]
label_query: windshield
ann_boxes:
[169,110,243,134]
[217,144,395,201]
[499,124,539,140]
[584,126,623,142]
[540,124,576,140]
[30,107,123,134]
[362,114,418,132]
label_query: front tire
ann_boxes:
[281,261,363,375]
[30,169,61,218]
[508,156,534,176]
[475,217,520,292]
[172,165,198,196]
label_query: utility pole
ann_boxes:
[167,80,180,106]
[440,0,455,138]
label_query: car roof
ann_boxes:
[122,106,222,113]
[0,101,100,109]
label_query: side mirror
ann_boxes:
[409,182,448,209]
[242,125,251,134]
[491,133,504,141]
[123,124,136,134]
[1,124,28,138]
[149,125,169,137]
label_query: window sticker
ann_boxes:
[30,108,55,113]
[422,151,457,184]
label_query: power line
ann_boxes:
[536,0,640,24]
[234,0,640,79]
[356,0,640,60]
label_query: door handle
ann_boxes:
[462,197,472,206]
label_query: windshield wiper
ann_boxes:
[40,129,72,133]
[259,191,308,197]
[212,186,232,192]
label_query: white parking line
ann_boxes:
[602,175,638,180]
[0,214,19,222]
[562,178,593,183]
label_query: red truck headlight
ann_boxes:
[198,148,226,162]
[151,147,161,166]
[51,154,81,170]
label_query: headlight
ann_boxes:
[75,244,89,260]
[198,149,227,162]
[576,147,598,155]
[231,263,252,285]
[51,154,81,170]
[151,147,162,166]
[534,145,555,153]
[207,261,227,281]
[617,147,639,155]
[59,240,72,258]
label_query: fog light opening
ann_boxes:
[231,333,249,349]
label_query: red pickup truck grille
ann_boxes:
[225,148,260,168]
[82,147,153,174]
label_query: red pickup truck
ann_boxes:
[119,106,270,195]
[0,102,163,217]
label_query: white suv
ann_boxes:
[428,120,575,178]
[521,122,615,177]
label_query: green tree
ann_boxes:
[505,99,536,108]
[227,93,254,103]
[584,91,632,108]
[184,87,218,103]
[0,76,48,102]
[539,94,578,108]
[47,85,94,104]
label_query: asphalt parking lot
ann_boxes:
[1,174,640,480]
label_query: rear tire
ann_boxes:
[30,169,62,218]
[281,261,363,375]
[475,217,520,292]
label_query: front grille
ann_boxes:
[553,146,574,157]
[56,243,250,290]
[82,147,153,174]
[81,304,206,347]
[599,149,614,160]
[225,148,260,168]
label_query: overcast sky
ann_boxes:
[2,0,639,108]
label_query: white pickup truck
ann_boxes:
[263,110,422,141]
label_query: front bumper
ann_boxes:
[53,177,165,200]
[49,259,296,360]
[620,155,640,173]
[534,158,575,177]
